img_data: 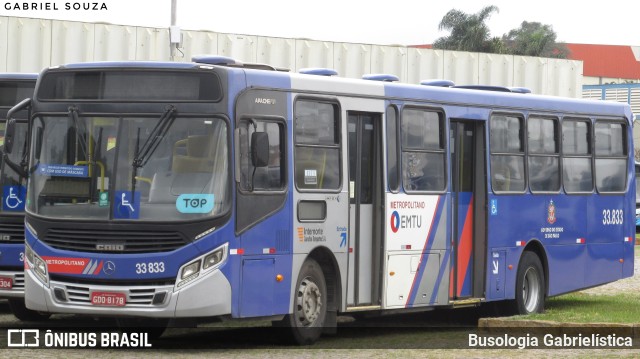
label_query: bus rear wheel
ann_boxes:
[514,251,545,315]
[281,258,327,345]
[8,299,51,321]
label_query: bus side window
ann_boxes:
[294,100,340,191]
[238,118,285,191]
[400,108,445,193]
[528,117,560,193]
[594,121,627,193]
[490,114,525,193]
[562,119,593,193]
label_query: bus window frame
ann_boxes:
[236,115,288,195]
[593,118,629,195]
[526,114,562,195]
[561,117,594,195]
[399,105,447,195]
[489,111,527,195]
[386,105,400,193]
[293,96,343,194]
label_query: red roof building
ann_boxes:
[564,44,640,84]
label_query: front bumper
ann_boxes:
[0,270,25,299]
[25,265,232,318]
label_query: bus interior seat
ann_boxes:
[148,135,227,207]
[172,135,215,173]
[492,162,511,191]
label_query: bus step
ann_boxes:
[450,298,484,308]
[345,305,382,312]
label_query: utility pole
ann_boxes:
[169,0,181,61]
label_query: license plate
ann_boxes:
[0,277,12,290]
[90,291,126,307]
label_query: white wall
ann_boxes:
[0,16,583,98]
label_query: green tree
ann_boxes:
[433,5,504,53]
[502,21,569,58]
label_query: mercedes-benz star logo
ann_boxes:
[103,261,116,275]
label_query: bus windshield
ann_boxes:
[0,121,29,213]
[27,114,230,221]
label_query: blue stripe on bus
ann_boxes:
[406,196,443,307]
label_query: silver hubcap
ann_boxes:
[522,267,541,313]
[296,277,322,326]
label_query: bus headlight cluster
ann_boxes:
[25,245,48,285]
[176,243,228,289]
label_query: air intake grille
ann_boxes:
[0,222,25,243]
[42,228,188,253]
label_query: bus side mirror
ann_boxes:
[251,132,269,168]
[3,118,16,154]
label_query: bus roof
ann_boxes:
[42,61,633,120]
[0,73,38,81]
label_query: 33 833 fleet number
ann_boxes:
[602,209,623,225]
[135,262,165,274]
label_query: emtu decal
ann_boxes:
[390,211,400,233]
[390,210,422,233]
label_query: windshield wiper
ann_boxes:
[130,105,177,202]
[68,106,89,161]
[68,106,99,201]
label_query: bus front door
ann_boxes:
[450,120,486,300]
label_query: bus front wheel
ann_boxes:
[514,251,545,315]
[8,299,51,321]
[280,258,327,345]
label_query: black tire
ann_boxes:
[513,251,545,315]
[8,299,51,321]
[280,258,327,345]
[116,318,168,340]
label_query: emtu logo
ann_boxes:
[390,211,400,233]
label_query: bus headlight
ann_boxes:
[203,248,224,270]
[176,243,228,289]
[25,245,48,285]
[181,261,201,279]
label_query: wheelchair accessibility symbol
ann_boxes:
[3,185,26,212]
[113,190,140,219]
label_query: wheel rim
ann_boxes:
[522,267,541,313]
[295,276,323,326]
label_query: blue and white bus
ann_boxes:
[0,73,49,320]
[10,57,634,344]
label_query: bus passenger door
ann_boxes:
[450,120,486,300]
[347,112,383,307]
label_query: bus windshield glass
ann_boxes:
[0,121,29,213]
[27,114,230,221]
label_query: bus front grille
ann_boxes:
[51,280,172,307]
[0,222,25,243]
[42,228,188,253]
